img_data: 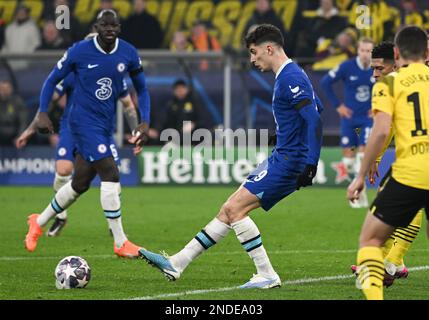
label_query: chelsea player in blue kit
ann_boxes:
[16,70,138,237]
[320,38,375,208]
[24,10,150,258]
[138,25,322,288]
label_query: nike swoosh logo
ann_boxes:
[88,64,99,69]
[289,85,300,94]
[350,76,358,81]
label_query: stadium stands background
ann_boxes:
[0,0,428,145]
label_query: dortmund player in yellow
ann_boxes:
[351,41,424,288]
[347,25,429,300]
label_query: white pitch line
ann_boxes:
[128,265,429,300]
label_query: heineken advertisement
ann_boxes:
[137,146,395,187]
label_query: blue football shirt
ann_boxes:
[273,59,322,165]
[320,57,375,119]
[50,37,141,134]
[54,72,128,131]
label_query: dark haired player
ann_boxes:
[348,26,429,300]
[351,41,423,287]
[138,24,322,289]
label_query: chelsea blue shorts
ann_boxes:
[70,126,120,164]
[243,151,305,211]
[55,123,76,162]
[340,117,373,148]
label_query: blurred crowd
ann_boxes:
[0,0,428,146]
[1,0,427,64]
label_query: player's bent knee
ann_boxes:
[220,202,246,224]
[216,211,230,225]
[56,168,73,177]
[55,160,74,176]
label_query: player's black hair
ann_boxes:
[244,24,284,48]
[372,41,395,61]
[394,25,428,60]
[96,9,119,22]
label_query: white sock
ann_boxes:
[354,152,364,175]
[53,173,71,220]
[354,152,368,205]
[37,181,79,227]
[170,218,231,271]
[342,157,355,174]
[101,182,127,248]
[231,216,277,279]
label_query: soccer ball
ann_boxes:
[54,256,91,289]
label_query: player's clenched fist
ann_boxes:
[128,122,149,155]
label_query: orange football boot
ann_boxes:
[25,214,43,252]
[114,240,143,258]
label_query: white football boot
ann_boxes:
[239,273,281,289]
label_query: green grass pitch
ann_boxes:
[1,186,428,300]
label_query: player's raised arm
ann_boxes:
[37,46,76,134]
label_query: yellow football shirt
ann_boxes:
[371,63,429,190]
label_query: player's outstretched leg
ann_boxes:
[47,172,72,237]
[139,217,231,281]
[94,157,143,259]
[139,186,281,289]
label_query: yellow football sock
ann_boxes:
[385,210,423,267]
[357,246,384,300]
[381,236,395,258]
